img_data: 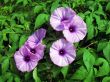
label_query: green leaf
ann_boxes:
[7,76,13,82]
[94,68,98,76]
[51,66,61,78]
[0,76,4,82]
[93,14,100,26]
[25,72,31,81]
[106,27,110,35]
[95,58,109,77]
[19,35,28,48]
[76,48,85,60]
[103,42,110,62]
[16,0,23,4]
[10,33,19,42]
[71,66,88,80]
[14,77,21,82]
[86,15,94,40]
[34,5,43,14]
[62,4,68,7]
[13,27,23,33]
[33,68,41,82]
[83,49,95,71]
[23,0,28,6]
[2,28,13,41]
[4,0,9,3]
[102,77,110,82]
[87,24,94,40]
[106,22,110,34]
[95,3,105,16]
[87,1,96,11]
[0,54,2,63]
[51,0,60,13]
[72,3,76,8]
[3,72,12,81]
[97,20,108,32]
[24,21,30,30]
[2,58,9,74]
[97,41,107,52]
[84,68,94,82]
[35,14,49,28]
[106,2,110,11]
[61,66,69,78]
[9,42,18,53]
[78,13,85,19]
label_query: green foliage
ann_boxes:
[97,40,107,52]
[33,68,41,82]
[102,77,110,82]
[2,57,9,74]
[14,76,21,82]
[35,13,49,28]
[84,68,94,82]
[61,66,69,78]
[103,41,110,62]
[51,0,60,13]
[71,66,88,80]
[19,35,28,48]
[86,14,94,40]
[95,58,109,77]
[106,2,110,11]
[83,49,95,71]
[0,0,110,82]
[34,5,44,14]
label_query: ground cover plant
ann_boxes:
[0,0,110,82]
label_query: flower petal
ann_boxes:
[50,39,76,67]
[27,28,46,48]
[63,15,87,43]
[50,7,76,31]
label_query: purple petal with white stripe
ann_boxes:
[27,28,46,48]
[50,7,76,31]
[63,15,87,43]
[50,38,76,67]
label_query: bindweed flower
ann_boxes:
[63,15,87,43]
[50,7,76,31]
[25,43,45,61]
[14,28,46,72]
[50,39,76,67]
[14,44,45,72]
[27,28,46,48]
[14,46,39,72]
[50,7,87,43]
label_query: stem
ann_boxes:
[86,41,98,48]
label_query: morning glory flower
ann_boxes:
[50,39,76,67]
[63,15,87,43]
[14,43,45,72]
[14,46,37,72]
[25,43,45,61]
[14,28,46,72]
[27,28,46,48]
[50,7,76,31]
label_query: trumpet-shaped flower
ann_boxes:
[50,7,76,31]
[63,15,87,43]
[50,39,76,67]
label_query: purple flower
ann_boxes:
[14,43,45,72]
[14,46,37,72]
[27,28,46,48]
[26,43,45,61]
[63,15,87,43]
[50,7,76,31]
[50,39,76,67]
[50,7,87,43]
[14,28,46,72]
